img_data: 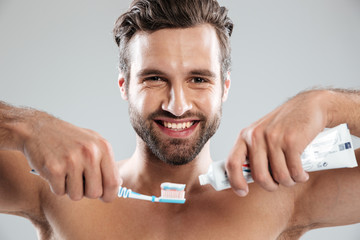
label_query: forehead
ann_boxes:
[128,24,221,77]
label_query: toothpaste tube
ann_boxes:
[199,123,358,191]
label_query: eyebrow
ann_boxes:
[136,69,166,78]
[189,69,217,78]
[136,68,217,78]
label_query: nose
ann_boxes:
[162,84,193,116]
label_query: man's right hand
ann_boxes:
[225,89,360,197]
[0,103,122,202]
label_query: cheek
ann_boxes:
[129,89,161,116]
[194,89,222,115]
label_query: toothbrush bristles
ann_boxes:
[160,182,186,200]
[161,189,185,199]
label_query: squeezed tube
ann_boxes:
[199,123,358,191]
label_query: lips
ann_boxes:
[154,119,200,137]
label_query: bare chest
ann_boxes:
[39,191,300,240]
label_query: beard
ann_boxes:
[128,103,222,166]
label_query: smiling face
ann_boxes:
[120,24,230,165]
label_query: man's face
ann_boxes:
[121,24,230,165]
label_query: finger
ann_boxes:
[250,148,278,191]
[48,176,66,196]
[80,136,103,199]
[264,126,295,187]
[284,150,309,183]
[44,163,66,196]
[83,164,103,199]
[99,145,121,202]
[268,147,295,187]
[248,128,278,191]
[225,137,249,197]
[65,163,84,201]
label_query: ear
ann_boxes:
[118,73,128,100]
[222,72,231,102]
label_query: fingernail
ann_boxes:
[304,172,309,181]
[236,189,248,197]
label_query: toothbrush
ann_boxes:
[31,170,186,203]
[118,182,186,204]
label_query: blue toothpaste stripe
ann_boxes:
[162,186,185,191]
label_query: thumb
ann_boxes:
[225,136,249,197]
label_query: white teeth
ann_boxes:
[162,121,195,131]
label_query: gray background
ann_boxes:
[0,0,360,239]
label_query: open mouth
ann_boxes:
[155,120,199,131]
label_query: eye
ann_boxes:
[142,76,167,88]
[144,76,163,82]
[191,77,207,84]
[188,77,212,89]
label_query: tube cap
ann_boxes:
[199,174,210,185]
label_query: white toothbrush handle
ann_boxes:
[118,187,156,202]
[128,191,155,201]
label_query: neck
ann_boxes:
[120,136,212,195]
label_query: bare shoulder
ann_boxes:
[290,149,360,231]
[0,150,46,218]
[0,150,33,176]
[0,150,41,194]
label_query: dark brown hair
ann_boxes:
[113,0,233,84]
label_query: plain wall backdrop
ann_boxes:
[1,0,360,239]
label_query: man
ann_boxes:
[1,0,360,239]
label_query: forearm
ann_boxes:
[0,101,35,152]
[0,103,42,213]
[325,89,360,136]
